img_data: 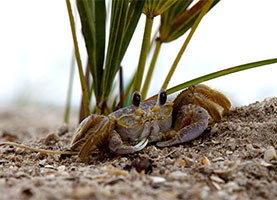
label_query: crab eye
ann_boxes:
[132,91,141,107]
[159,90,167,105]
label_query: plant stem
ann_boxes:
[119,66,124,109]
[79,62,91,122]
[141,38,162,100]
[63,50,75,124]
[161,0,214,90]
[124,73,136,106]
[66,0,91,117]
[133,16,154,93]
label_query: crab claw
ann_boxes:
[109,131,148,154]
[156,104,209,147]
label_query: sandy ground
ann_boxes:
[0,98,277,200]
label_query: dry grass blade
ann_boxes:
[0,142,77,155]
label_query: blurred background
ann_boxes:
[0,0,276,112]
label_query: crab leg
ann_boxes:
[156,104,209,147]
[78,116,113,161]
[156,120,208,147]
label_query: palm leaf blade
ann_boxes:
[146,58,277,100]
[167,58,277,95]
[76,0,106,102]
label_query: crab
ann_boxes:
[0,84,231,162]
[70,84,231,161]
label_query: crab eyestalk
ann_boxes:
[132,91,143,116]
[152,90,167,112]
[158,90,167,105]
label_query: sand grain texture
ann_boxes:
[0,98,277,200]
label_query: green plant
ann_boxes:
[65,0,277,121]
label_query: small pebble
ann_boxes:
[148,146,159,158]
[45,174,56,180]
[168,171,187,180]
[130,157,152,174]
[224,181,240,193]
[210,175,225,183]
[200,156,210,166]
[44,165,55,169]
[211,139,220,144]
[264,146,277,162]
[105,168,128,176]
[212,157,225,162]
[21,188,33,197]
[226,150,233,155]
[44,133,60,145]
[183,156,194,166]
[57,165,66,172]
[211,181,222,190]
[57,124,69,136]
[176,159,186,167]
[149,176,166,186]
[15,148,25,154]
[165,157,173,165]
[214,160,240,174]
[260,160,273,167]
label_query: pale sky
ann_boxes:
[0,0,276,109]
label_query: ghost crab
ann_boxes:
[70,84,231,161]
[0,84,231,161]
